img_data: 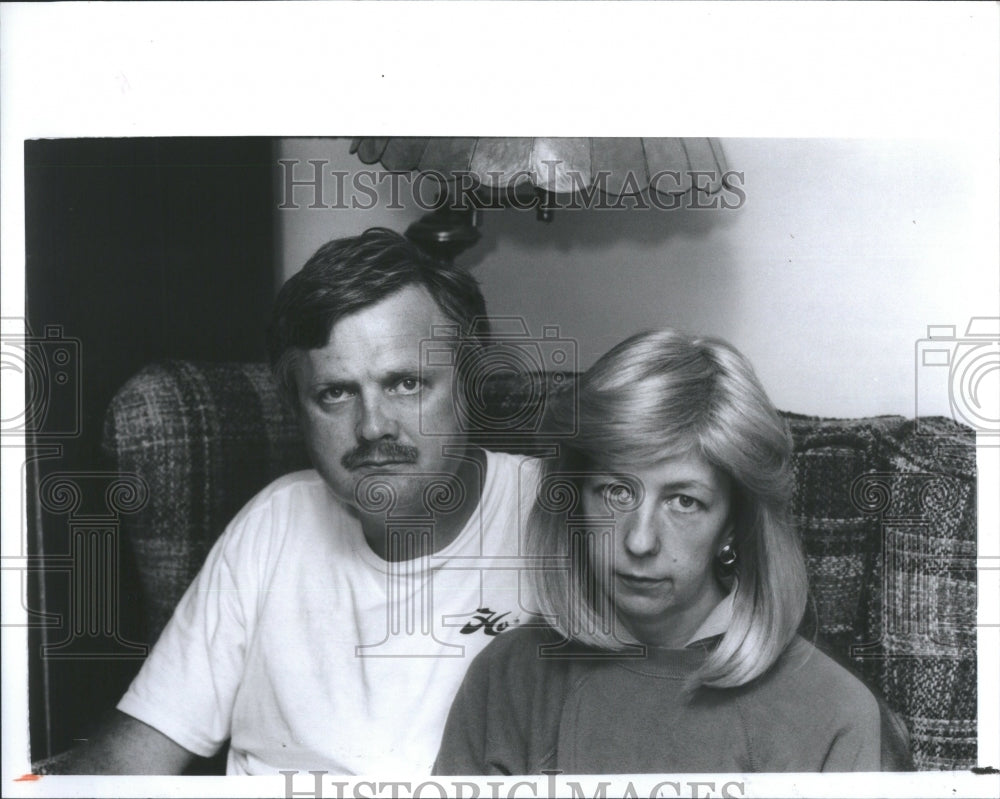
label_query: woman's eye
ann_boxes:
[667,494,703,512]
[602,481,639,508]
[608,483,633,501]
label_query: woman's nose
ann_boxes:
[621,507,661,558]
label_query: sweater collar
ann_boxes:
[611,586,736,677]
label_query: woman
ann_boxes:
[434,329,910,774]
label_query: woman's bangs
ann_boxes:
[576,375,710,469]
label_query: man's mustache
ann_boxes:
[341,441,420,470]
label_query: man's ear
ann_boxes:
[450,345,477,434]
[277,379,303,421]
[291,394,306,425]
[276,349,306,422]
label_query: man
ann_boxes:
[43,228,537,774]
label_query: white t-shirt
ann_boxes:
[118,450,539,775]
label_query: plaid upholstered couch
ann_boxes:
[103,361,979,771]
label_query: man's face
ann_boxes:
[292,284,469,517]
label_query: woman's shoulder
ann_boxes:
[453,623,578,732]
[469,623,566,671]
[731,636,902,770]
[762,636,880,708]
[732,635,884,739]
[461,623,597,698]
[741,636,889,743]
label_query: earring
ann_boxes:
[716,543,737,572]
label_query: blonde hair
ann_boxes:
[528,329,807,688]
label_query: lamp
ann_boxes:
[350,137,731,263]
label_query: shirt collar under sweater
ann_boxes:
[620,588,736,678]
[681,582,736,647]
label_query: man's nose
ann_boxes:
[356,394,399,441]
[621,506,661,558]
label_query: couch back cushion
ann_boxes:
[104,361,978,770]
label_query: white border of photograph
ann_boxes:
[2,2,997,797]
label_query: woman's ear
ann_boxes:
[721,519,736,548]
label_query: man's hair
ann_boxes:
[267,227,489,403]
[528,328,808,689]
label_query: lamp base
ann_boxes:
[405,207,481,265]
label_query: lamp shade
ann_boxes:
[348,137,733,264]
[350,137,730,198]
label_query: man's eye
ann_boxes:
[391,377,422,395]
[667,494,703,513]
[317,387,351,404]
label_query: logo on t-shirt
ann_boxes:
[459,607,519,636]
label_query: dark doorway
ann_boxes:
[23,137,277,760]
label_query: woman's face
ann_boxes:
[582,449,734,648]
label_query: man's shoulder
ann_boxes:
[236,469,327,511]
[257,468,327,496]
[210,469,359,575]
[478,450,540,539]
[482,449,541,494]
[225,469,350,537]
[483,448,538,472]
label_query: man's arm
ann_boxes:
[34,710,196,775]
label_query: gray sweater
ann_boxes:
[433,626,911,774]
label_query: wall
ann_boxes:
[276,137,998,420]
